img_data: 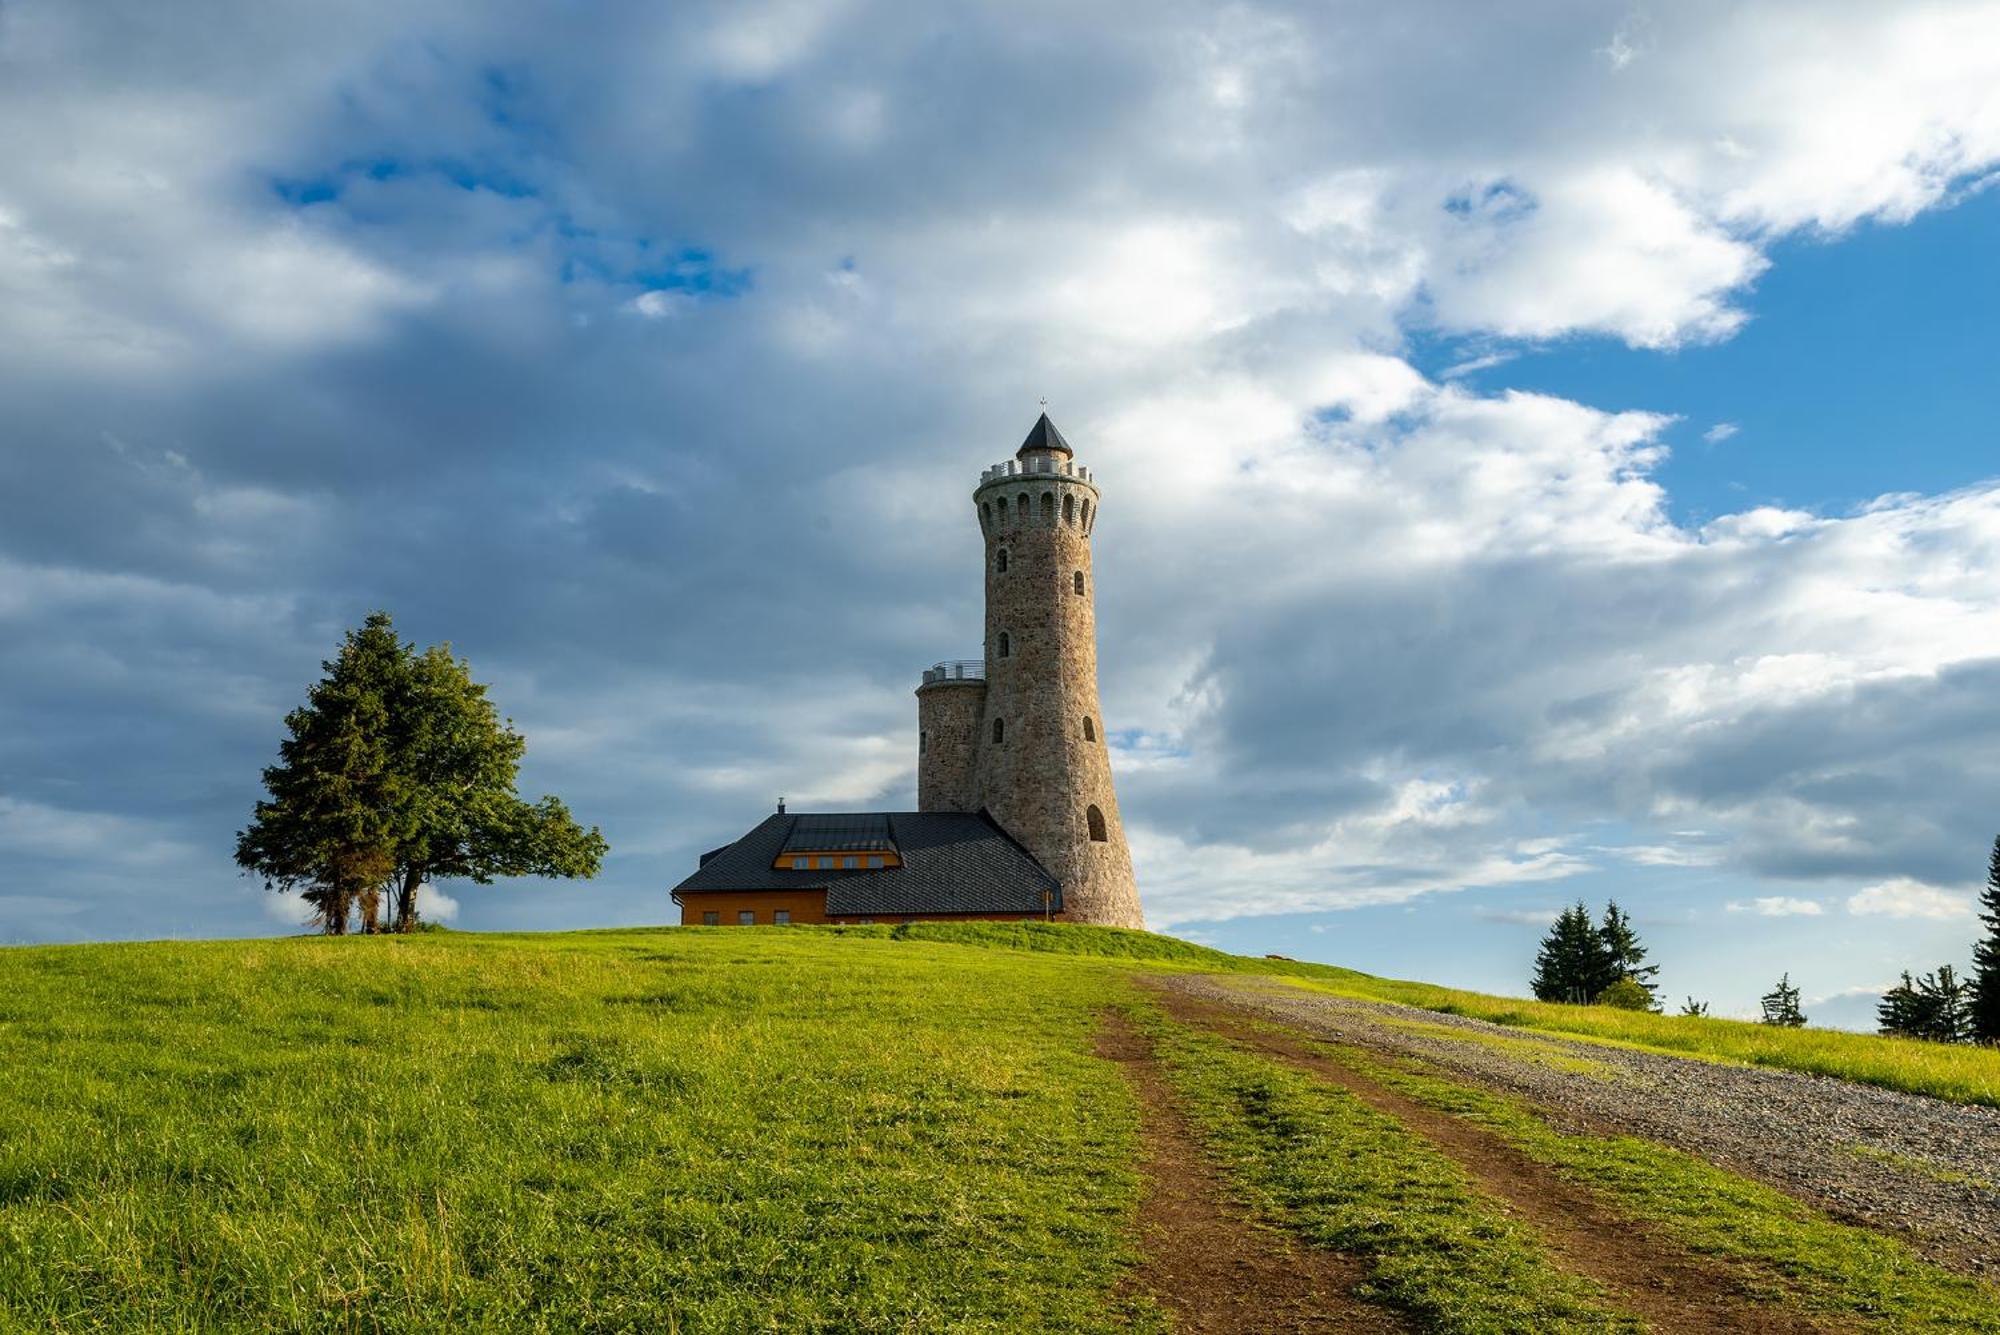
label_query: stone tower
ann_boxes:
[915,413,1145,929]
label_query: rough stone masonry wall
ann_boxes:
[916,679,985,812]
[970,468,1145,929]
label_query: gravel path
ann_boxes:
[1163,973,2000,1274]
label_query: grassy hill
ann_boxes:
[4,922,1999,1331]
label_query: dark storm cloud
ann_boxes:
[3,0,1999,943]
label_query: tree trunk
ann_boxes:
[318,888,351,935]
[393,865,424,933]
[357,885,381,934]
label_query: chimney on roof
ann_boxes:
[777,797,787,814]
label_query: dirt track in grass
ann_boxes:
[1095,1010,1407,1333]
[1158,971,2000,1277]
[1142,982,1838,1335]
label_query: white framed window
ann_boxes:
[738,910,756,925]
[774,909,792,925]
[702,911,719,926]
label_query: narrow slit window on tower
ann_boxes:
[995,548,1008,573]
[981,501,992,529]
[1087,805,1107,842]
[1083,718,1095,741]
[1072,570,1084,595]
[997,631,1010,658]
[1081,499,1091,530]
[1041,492,1055,524]
[1063,493,1075,525]
[920,730,928,754]
[1015,494,1029,523]
[992,717,1005,744]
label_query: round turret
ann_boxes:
[916,660,985,813]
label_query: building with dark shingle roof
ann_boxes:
[671,414,1143,928]
[671,809,1061,925]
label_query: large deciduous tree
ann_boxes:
[237,613,606,934]
[1972,835,2000,1045]
[379,639,607,933]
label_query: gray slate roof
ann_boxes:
[671,811,1062,916]
[1016,412,1073,458]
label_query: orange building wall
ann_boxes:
[676,889,1060,926]
[678,889,831,926]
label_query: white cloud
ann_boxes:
[1726,897,1824,917]
[1846,879,1976,921]
[5,0,2000,959]
[1703,422,1740,444]
[415,882,460,923]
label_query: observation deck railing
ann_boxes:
[920,659,986,686]
[979,458,1093,483]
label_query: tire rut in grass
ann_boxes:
[1143,983,1835,1335]
[1095,1010,1408,1334]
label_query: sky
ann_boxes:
[3,1,1999,1027]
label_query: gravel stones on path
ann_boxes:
[1161,974,2000,1275]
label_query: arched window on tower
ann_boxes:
[995,548,1009,573]
[1015,494,1029,524]
[997,631,1010,658]
[920,730,928,753]
[1081,499,1091,531]
[1041,492,1055,524]
[1063,494,1075,525]
[1083,718,1095,741]
[1072,570,1084,596]
[1087,805,1107,842]
[992,718,1005,744]
[981,501,992,531]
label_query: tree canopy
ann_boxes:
[237,613,607,933]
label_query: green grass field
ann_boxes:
[0,928,1153,1332]
[4,920,1999,1331]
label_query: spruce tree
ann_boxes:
[1531,902,1611,1004]
[1759,973,1807,1028]
[1915,965,1973,1044]
[236,617,406,933]
[1972,835,2000,1045]
[1678,997,1709,1018]
[1597,901,1659,1000]
[1877,972,1923,1038]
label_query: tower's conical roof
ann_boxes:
[1015,412,1074,458]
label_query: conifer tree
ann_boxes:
[1678,997,1709,1018]
[236,617,406,933]
[1877,971,1924,1039]
[1597,901,1659,1000]
[1972,835,2000,1045]
[1759,973,1807,1028]
[1919,965,1973,1044]
[1530,902,1612,1004]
